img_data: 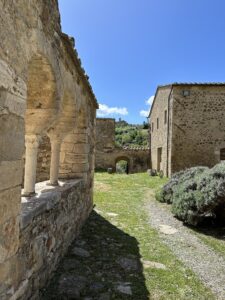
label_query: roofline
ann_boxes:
[97,118,115,121]
[61,33,99,109]
[148,82,225,118]
[148,85,173,118]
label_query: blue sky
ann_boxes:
[58,0,225,124]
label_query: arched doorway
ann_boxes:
[115,157,130,174]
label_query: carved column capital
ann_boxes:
[47,130,63,144]
[25,134,41,149]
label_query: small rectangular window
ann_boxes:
[152,122,154,132]
[164,110,167,124]
[157,118,159,129]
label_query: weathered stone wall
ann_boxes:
[36,135,51,182]
[96,118,115,151]
[149,86,172,176]
[13,180,90,300]
[150,84,225,176]
[0,1,97,298]
[95,118,150,173]
[171,85,225,173]
[96,147,150,173]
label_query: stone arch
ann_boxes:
[46,91,77,185]
[25,53,59,135]
[77,102,88,129]
[23,53,59,196]
[115,156,130,174]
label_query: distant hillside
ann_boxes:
[115,120,149,148]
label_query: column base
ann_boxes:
[47,181,59,187]
[21,191,36,198]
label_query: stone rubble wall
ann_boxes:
[96,118,115,151]
[36,135,51,183]
[150,84,225,176]
[96,148,150,173]
[171,85,225,174]
[95,118,150,173]
[14,180,90,300]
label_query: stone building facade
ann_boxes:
[96,118,150,173]
[149,83,225,177]
[0,1,98,299]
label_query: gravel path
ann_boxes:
[146,192,225,300]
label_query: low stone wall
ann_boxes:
[96,147,150,173]
[2,180,92,300]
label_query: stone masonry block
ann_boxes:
[0,187,21,225]
[0,216,20,264]
[0,161,22,191]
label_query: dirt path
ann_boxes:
[146,191,225,299]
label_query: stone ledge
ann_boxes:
[20,179,83,229]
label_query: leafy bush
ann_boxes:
[157,167,207,204]
[116,160,128,174]
[156,163,225,226]
[115,121,149,147]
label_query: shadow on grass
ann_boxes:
[41,210,149,300]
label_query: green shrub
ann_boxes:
[157,167,207,204]
[116,160,128,174]
[157,163,225,226]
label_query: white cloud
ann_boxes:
[97,103,128,117]
[139,95,154,118]
[145,95,154,106]
[140,110,149,117]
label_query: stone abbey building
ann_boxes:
[0,1,98,299]
[149,83,225,177]
[96,118,150,173]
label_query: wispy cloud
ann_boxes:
[97,103,128,117]
[139,95,154,118]
[140,110,149,117]
[145,95,154,106]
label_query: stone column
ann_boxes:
[49,137,62,186]
[23,135,40,197]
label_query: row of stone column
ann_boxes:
[23,134,62,197]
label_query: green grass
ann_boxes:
[192,228,225,261]
[94,172,215,300]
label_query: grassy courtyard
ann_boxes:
[94,172,214,299]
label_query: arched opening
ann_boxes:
[47,91,77,185]
[23,54,58,196]
[25,54,58,135]
[77,103,87,129]
[115,157,130,174]
[59,100,89,180]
